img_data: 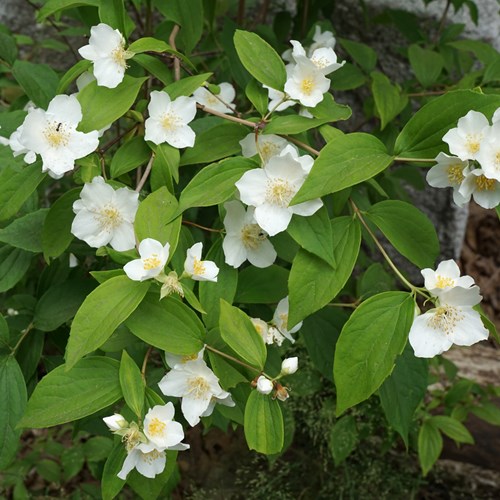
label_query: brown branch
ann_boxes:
[169,25,181,81]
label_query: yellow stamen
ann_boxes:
[147,417,166,437]
[435,275,454,288]
[143,253,161,270]
[193,258,206,276]
[266,179,295,207]
[279,312,288,331]
[44,121,70,148]
[475,175,495,191]
[161,112,181,132]
[300,78,314,95]
[141,449,163,464]
[97,206,122,229]
[187,376,210,399]
[241,224,266,250]
[465,134,481,155]
[447,164,465,185]
[427,306,464,335]
[311,56,329,69]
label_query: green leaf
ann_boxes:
[0,32,18,66]
[339,38,377,74]
[329,415,358,466]
[394,90,500,159]
[0,209,48,252]
[110,136,151,178]
[180,123,248,166]
[19,357,121,428]
[155,0,203,53]
[119,350,144,418]
[99,0,133,37]
[0,163,46,222]
[418,420,443,476]
[126,295,205,354]
[101,442,126,500]
[0,315,8,347]
[288,216,361,327]
[128,37,195,70]
[470,402,500,425]
[244,391,284,455]
[165,73,212,100]
[77,76,147,133]
[245,79,268,116]
[151,143,180,188]
[371,71,408,130]
[292,133,394,204]
[430,415,474,444]
[408,45,443,88]
[379,344,428,446]
[334,292,415,415]
[219,300,266,369]
[134,187,181,251]
[34,280,95,332]
[0,246,32,293]
[0,356,27,469]
[235,265,289,304]
[178,157,256,212]
[61,446,85,482]
[12,61,59,108]
[57,59,92,94]
[330,63,367,91]
[199,239,238,330]
[234,30,286,90]
[41,188,81,260]
[37,0,100,21]
[366,200,440,269]
[134,54,173,87]
[287,205,335,266]
[65,277,150,369]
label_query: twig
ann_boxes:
[141,346,153,381]
[135,153,155,192]
[99,124,139,154]
[435,0,452,45]
[197,104,257,127]
[394,157,434,163]
[284,136,320,156]
[237,0,245,25]
[407,90,446,97]
[182,220,223,233]
[205,344,271,377]
[10,322,34,355]
[169,25,181,81]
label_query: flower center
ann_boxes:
[205,94,219,106]
[147,417,166,437]
[435,275,455,289]
[259,142,280,162]
[465,134,481,155]
[44,121,70,148]
[161,112,182,132]
[111,45,130,69]
[124,427,142,452]
[143,253,162,270]
[474,175,495,191]
[266,178,295,207]
[311,55,329,69]
[141,449,163,464]
[447,164,465,185]
[241,224,266,250]
[161,272,184,297]
[300,78,314,95]
[427,305,464,334]
[97,205,122,230]
[193,257,206,276]
[187,376,210,399]
[180,353,198,363]
[279,312,289,331]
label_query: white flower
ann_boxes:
[235,145,322,236]
[426,152,470,206]
[263,85,296,112]
[193,82,235,114]
[164,348,205,370]
[290,40,344,75]
[71,176,139,251]
[124,238,170,281]
[78,23,133,88]
[421,260,475,296]
[268,326,286,346]
[4,123,37,164]
[458,168,500,209]
[143,403,189,451]
[273,297,302,343]
[239,133,292,164]
[144,90,197,149]
[251,318,271,342]
[222,201,276,268]
[18,94,99,178]
[256,376,273,395]
[442,110,490,161]
[118,442,166,480]
[158,358,233,427]
[200,392,235,419]
[409,287,488,358]
[476,121,500,181]
[492,107,500,123]
[284,57,330,107]
[280,357,298,375]
[184,242,219,282]
[103,413,128,431]
[309,25,337,54]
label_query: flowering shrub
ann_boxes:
[0,0,499,496]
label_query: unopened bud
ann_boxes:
[103,413,128,431]
[280,357,298,375]
[256,375,273,395]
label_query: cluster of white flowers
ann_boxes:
[266,25,344,111]
[158,348,235,427]
[409,260,489,358]
[251,297,302,346]
[427,109,500,209]
[103,403,189,479]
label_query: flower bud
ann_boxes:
[256,376,273,395]
[280,357,298,375]
[103,413,128,431]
